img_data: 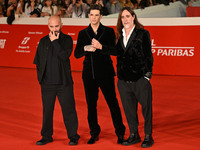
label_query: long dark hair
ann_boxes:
[116,7,143,43]
[27,0,37,8]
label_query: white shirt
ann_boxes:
[122,25,135,47]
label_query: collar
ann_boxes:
[122,25,135,38]
[88,23,103,32]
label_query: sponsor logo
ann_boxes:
[21,37,30,45]
[28,32,43,34]
[0,31,9,34]
[16,37,31,53]
[68,33,75,36]
[151,39,194,57]
[16,50,31,53]
[0,39,6,49]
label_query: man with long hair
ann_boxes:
[115,7,154,148]
[74,4,125,145]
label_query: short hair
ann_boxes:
[88,4,103,15]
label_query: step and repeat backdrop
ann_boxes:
[0,18,200,76]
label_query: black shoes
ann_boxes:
[69,138,79,145]
[69,134,80,145]
[122,132,141,146]
[36,137,53,145]
[87,136,99,144]
[87,135,124,144]
[36,135,80,146]
[141,134,154,148]
[117,135,124,144]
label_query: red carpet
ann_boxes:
[0,67,199,150]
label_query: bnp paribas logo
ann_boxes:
[151,39,194,57]
[0,39,6,49]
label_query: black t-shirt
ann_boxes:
[42,41,62,85]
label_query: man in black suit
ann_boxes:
[74,4,125,145]
[33,15,80,146]
[115,7,154,148]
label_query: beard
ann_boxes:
[123,22,133,29]
[49,27,61,36]
[55,28,61,35]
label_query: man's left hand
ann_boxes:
[92,38,102,50]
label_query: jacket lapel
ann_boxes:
[85,23,105,41]
[96,23,105,41]
[120,36,125,51]
[85,25,95,40]
[124,28,137,52]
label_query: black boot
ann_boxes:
[36,137,53,145]
[141,134,154,148]
[87,136,99,144]
[122,132,141,146]
[69,134,80,145]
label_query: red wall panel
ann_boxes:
[0,24,200,76]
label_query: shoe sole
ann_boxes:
[87,137,99,144]
[141,141,154,148]
[122,139,141,146]
[36,140,53,145]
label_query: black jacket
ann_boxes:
[116,28,153,81]
[74,23,116,79]
[33,32,73,85]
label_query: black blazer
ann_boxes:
[33,32,73,85]
[116,28,153,81]
[74,23,116,79]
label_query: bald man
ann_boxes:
[34,15,80,146]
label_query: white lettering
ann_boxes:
[162,49,168,56]
[68,33,75,36]
[16,50,30,53]
[157,49,163,56]
[18,46,29,49]
[168,49,174,56]
[151,39,156,47]
[189,49,194,56]
[177,49,183,56]
[28,32,43,34]
[153,48,195,57]
[152,49,156,54]
[0,31,9,34]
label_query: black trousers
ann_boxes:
[40,83,79,139]
[117,77,153,135]
[83,77,125,138]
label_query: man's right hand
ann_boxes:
[84,45,96,52]
[49,31,59,42]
